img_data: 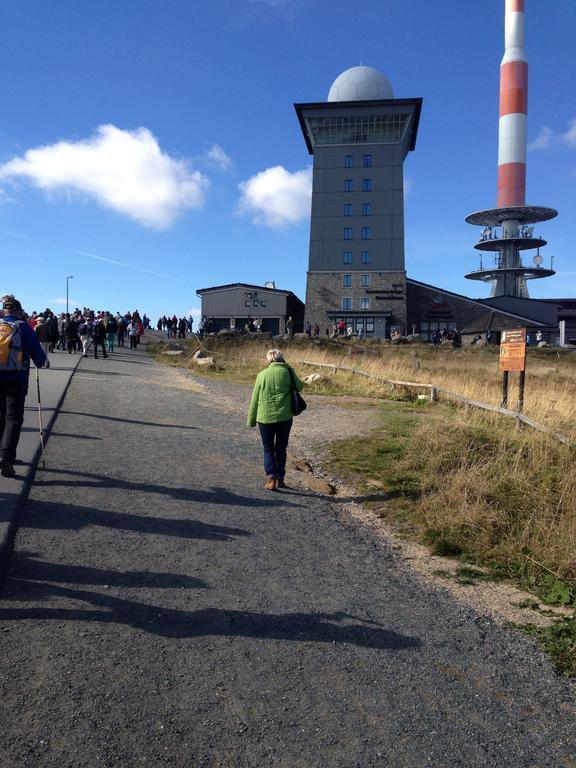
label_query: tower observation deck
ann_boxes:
[465,205,557,298]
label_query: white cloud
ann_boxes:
[52,297,82,307]
[205,144,233,170]
[528,118,576,152]
[561,118,576,148]
[528,126,554,151]
[404,177,413,199]
[186,308,202,318]
[237,165,312,229]
[0,125,209,229]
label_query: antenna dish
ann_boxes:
[264,281,275,289]
[533,254,543,266]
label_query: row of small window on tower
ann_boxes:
[344,154,372,168]
[343,251,371,264]
[343,203,372,216]
[344,179,372,192]
[342,274,372,287]
[344,227,371,240]
[341,297,371,311]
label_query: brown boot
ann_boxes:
[264,477,278,491]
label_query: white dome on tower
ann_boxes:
[327,66,394,102]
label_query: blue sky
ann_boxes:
[1,0,575,321]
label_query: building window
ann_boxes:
[362,178,372,191]
[342,251,352,264]
[344,179,353,192]
[366,317,375,333]
[343,227,352,240]
[342,297,352,311]
[343,203,352,216]
[344,155,353,168]
[361,250,370,264]
[362,202,372,216]
[361,227,371,240]
[360,274,371,288]
[363,154,372,167]
[342,274,352,288]
[360,298,370,310]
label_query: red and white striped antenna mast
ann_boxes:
[465,0,557,299]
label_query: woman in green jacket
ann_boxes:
[247,349,304,491]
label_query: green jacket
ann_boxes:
[247,363,304,427]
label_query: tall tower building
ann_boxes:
[295,66,422,337]
[465,0,557,298]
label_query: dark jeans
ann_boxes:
[258,420,292,479]
[0,380,28,463]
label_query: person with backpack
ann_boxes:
[0,295,48,478]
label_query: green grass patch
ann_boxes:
[521,619,576,677]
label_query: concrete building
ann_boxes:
[196,283,304,335]
[295,66,422,338]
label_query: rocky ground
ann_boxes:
[0,343,575,768]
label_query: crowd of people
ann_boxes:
[0,304,150,361]
[157,315,195,339]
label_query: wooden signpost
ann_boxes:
[499,328,527,410]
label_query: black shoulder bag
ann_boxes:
[287,366,307,416]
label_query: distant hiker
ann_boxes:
[105,313,118,352]
[78,317,92,357]
[285,316,293,338]
[127,318,139,349]
[0,295,48,479]
[92,319,108,359]
[65,314,80,354]
[247,349,304,491]
[305,320,312,336]
[117,315,126,347]
[34,316,52,364]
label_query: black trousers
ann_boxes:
[94,340,107,358]
[0,379,28,463]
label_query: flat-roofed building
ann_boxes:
[196,283,304,336]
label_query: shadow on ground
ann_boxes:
[0,556,422,650]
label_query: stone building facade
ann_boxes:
[305,269,406,337]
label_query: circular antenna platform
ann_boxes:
[466,206,558,227]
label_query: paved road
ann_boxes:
[0,350,80,576]
[0,341,575,767]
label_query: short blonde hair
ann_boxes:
[267,349,285,363]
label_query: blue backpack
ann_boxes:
[0,319,25,371]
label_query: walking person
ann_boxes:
[33,316,51,367]
[92,318,108,359]
[0,295,48,478]
[127,318,139,349]
[247,349,304,491]
[117,315,126,347]
[66,314,80,354]
[78,316,92,357]
[105,313,117,353]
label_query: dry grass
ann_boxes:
[153,335,576,437]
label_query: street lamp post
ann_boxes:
[66,275,74,315]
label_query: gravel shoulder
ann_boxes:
[0,346,575,768]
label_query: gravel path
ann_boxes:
[0,343,575,768]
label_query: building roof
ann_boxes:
[196,282,304,304]
[406,277,551,328]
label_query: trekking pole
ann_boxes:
[35,366,46,469]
